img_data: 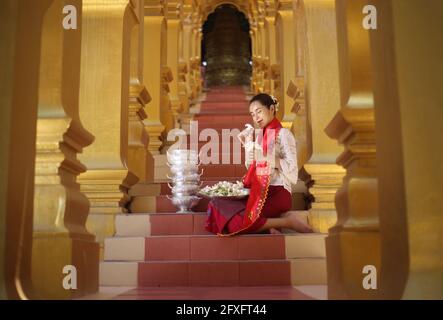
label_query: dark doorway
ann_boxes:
[202,4,251,87]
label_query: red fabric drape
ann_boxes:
[215,118,283,236]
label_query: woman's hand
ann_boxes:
[237,124,254,147]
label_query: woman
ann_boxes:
[205,93,313,236]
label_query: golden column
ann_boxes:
[263,0,277,95]
[371,0,443,299]
[189,12,199,94]
[249,13,258,93]
[143,0,170,159]
[264,0,278,96]
[177,0,194,130]
[194,16,203,94]
[275,0,296,129]
[256,0,266,92]
[178,33,190,117]
[78,0,141,251]
[189,10,200,95]
[289,0,345,233]
[324,0,380,299]
[257,0,267,93]
[166,0,184,128]
[0,0,52,299]
[182,0,194,101]
[128,1,152,184]
[32,0,99,299]
[250,1,262,93]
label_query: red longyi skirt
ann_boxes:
[205,185,292,235]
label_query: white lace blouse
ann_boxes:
[244,128,299,194]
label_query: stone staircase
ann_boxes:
[99,86,327,294]
[100,212,326,287]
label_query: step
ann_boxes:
[110,286,322,300]
[158,195,209,212]
[104,233,326,262]
[100,260,292,287]
[187,141,247,156]
[115,211,310,236]
[192,115,251,123]
[132,195,209,213]
[200,101,248,108]
[99,258,326,286]
[197,110,250,116]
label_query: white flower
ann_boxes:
[199,180,248,197]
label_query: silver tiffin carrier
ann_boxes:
[166,149,202,213]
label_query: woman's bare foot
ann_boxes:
[287,214,314,233]
[269,228,282,234]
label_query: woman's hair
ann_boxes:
[249,93,279,115]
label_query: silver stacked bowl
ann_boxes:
[166,149,202,213]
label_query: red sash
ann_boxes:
[219,118,282,236]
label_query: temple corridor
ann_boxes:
[98,86,326,300]
[1,0,442,300]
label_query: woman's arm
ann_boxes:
[278,129,298,184]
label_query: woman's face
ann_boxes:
[249,101,275,129]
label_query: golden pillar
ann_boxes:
[78,0,141,251]
[264,0,278,96]
[371,0,443,299]
[196,23,203,94]
[166,0,184,128]
[143,0,169,159]
[182,1,194,101]
[0,0,51,299]
[189,14,198,94]
[189,11,200,95]
[32,0,99,299]
[263,1,277,95]
[255,3,266,93]
[179,1,196,131]
[275,0,296,129]
[249,21,258,93]
[289,0,345,233]
[178,36,189,116]
[128,1,151,184]
[195,13,203,94]
[324,0,380,299]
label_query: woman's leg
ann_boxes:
[256,186,313,233]
[256,214,313,233]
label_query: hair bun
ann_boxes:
[269,94,278,104]
[269,94,279,111]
